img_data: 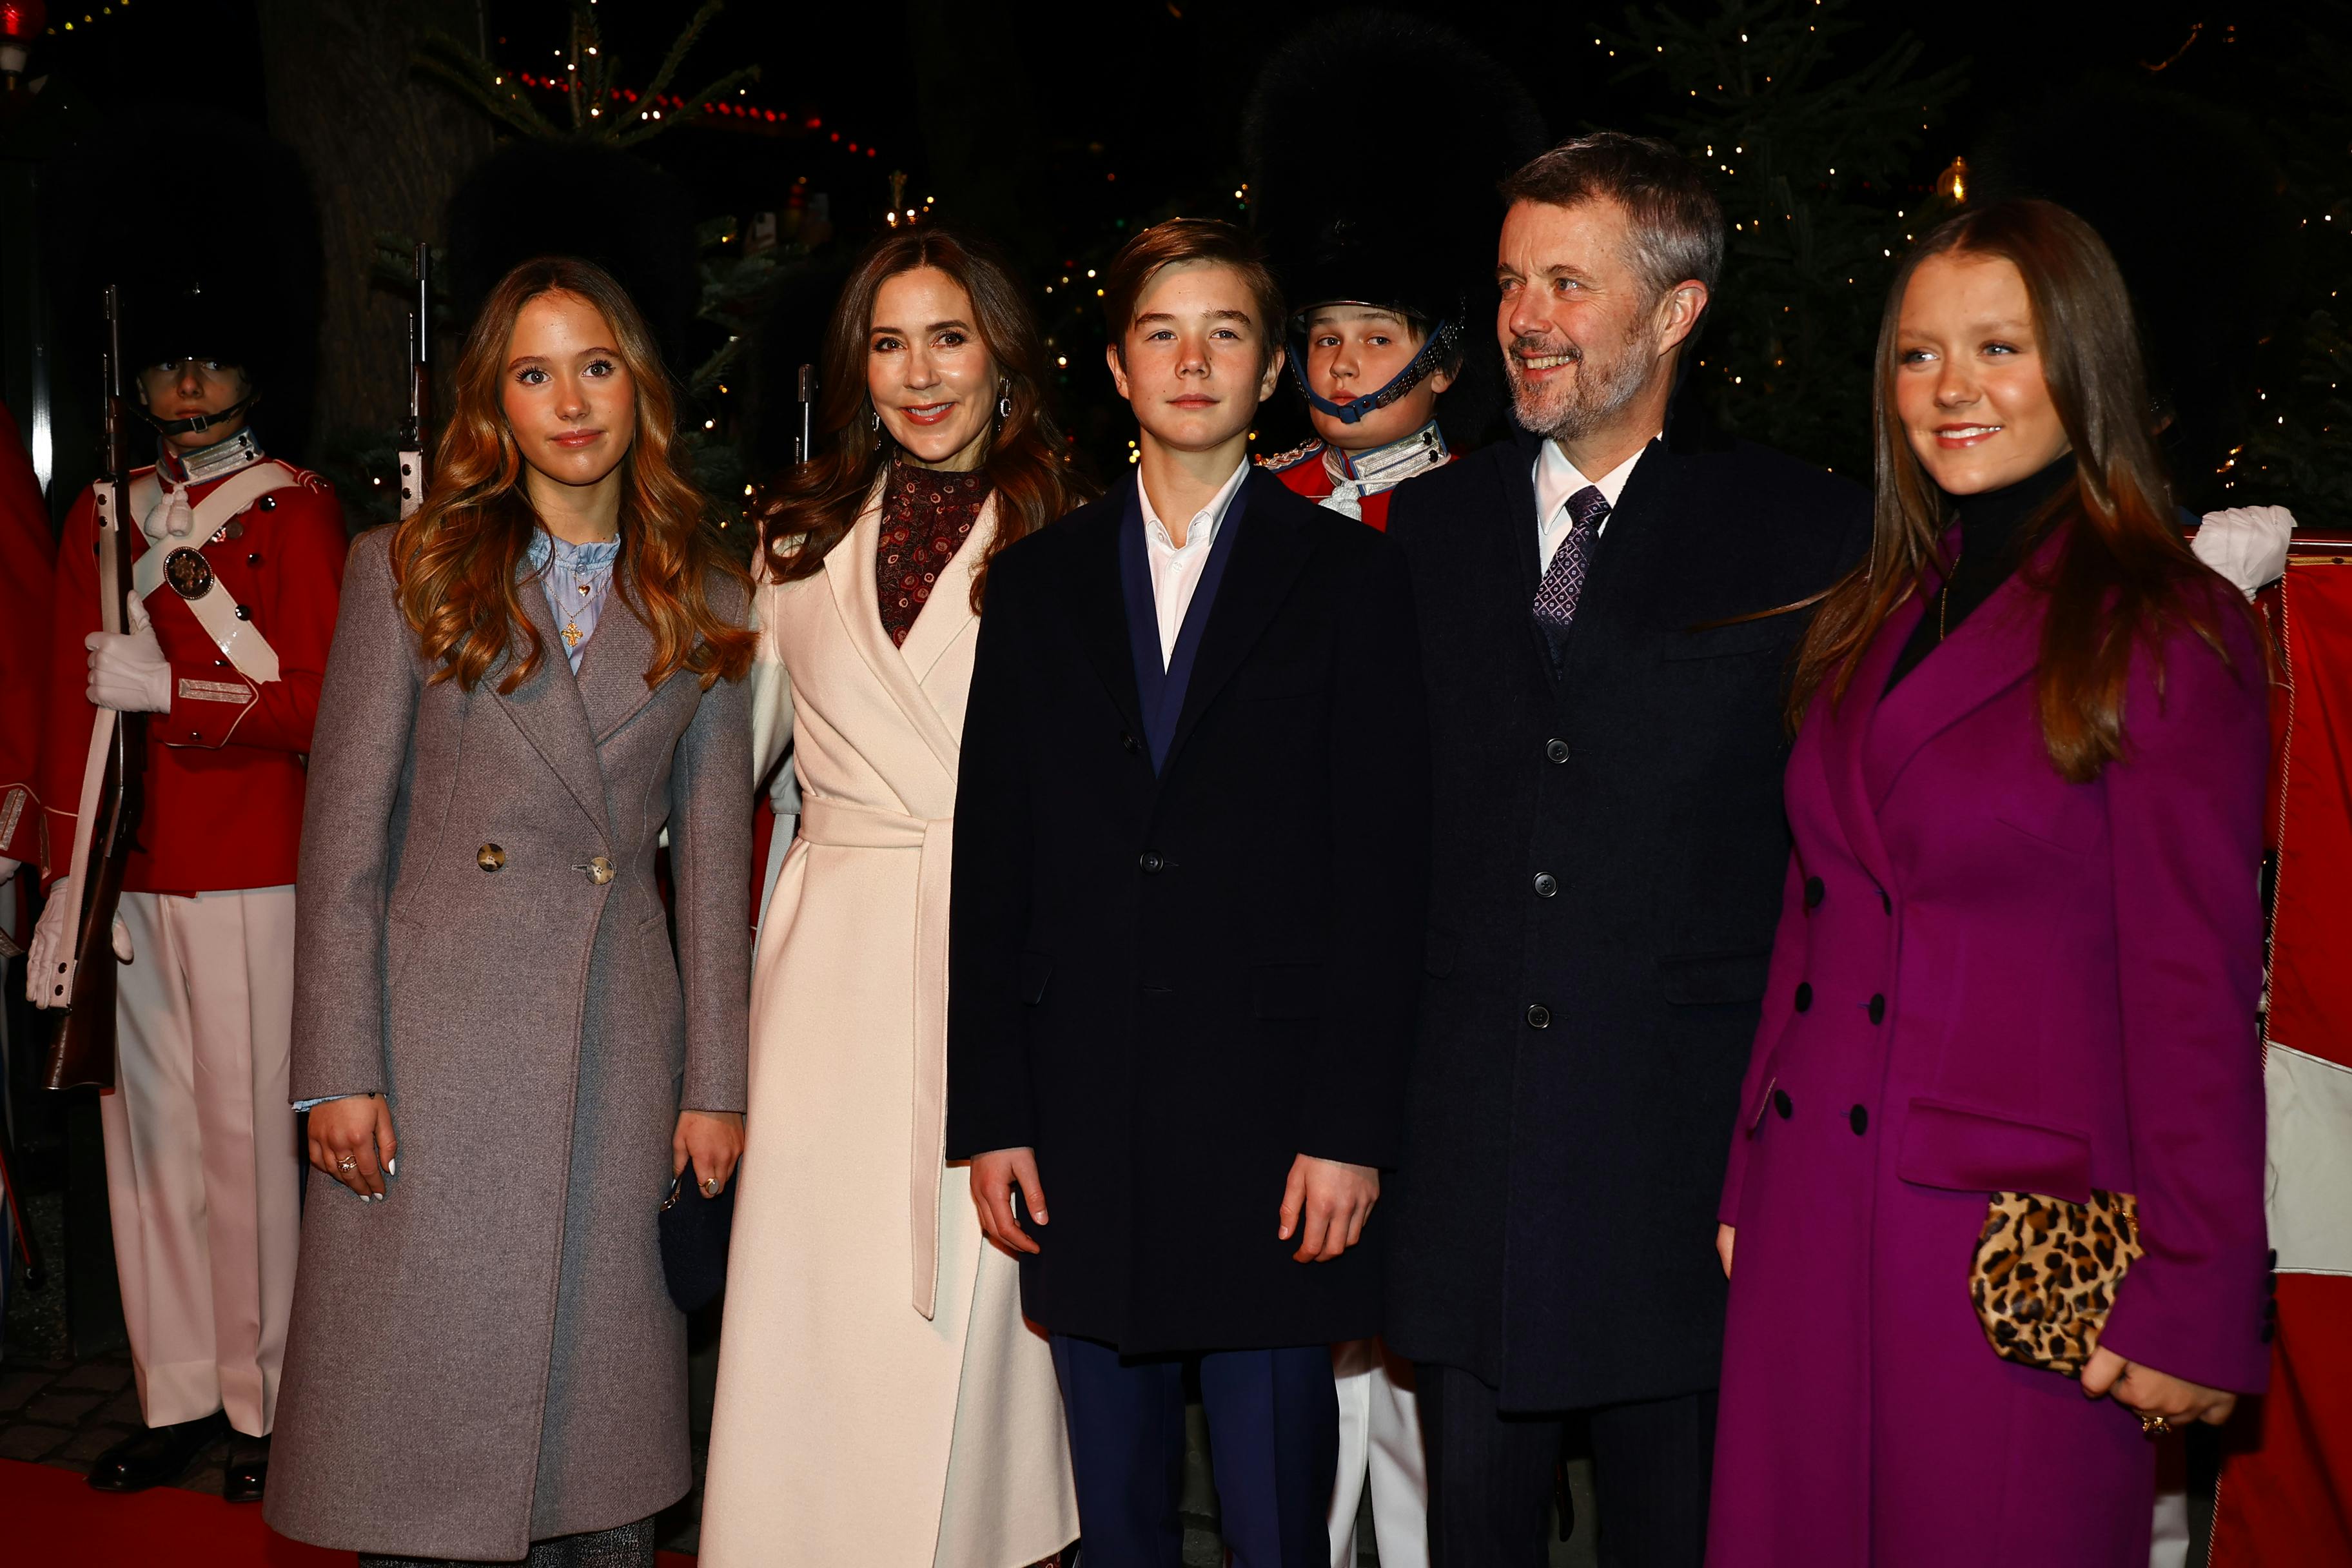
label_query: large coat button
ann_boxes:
[1545,738,1571,763]
[1137,851,1165,874]
[1868,994,1886,1024]
[476,844,506,872]
[1121,734,1141,754]
[1794,982,1813,1012]
[1849,1104,1869,1135]
[1533,872,1558,897]
[580,855,616,885]
[1525,1003,1551,1029]
[1803,876,1825,911]
[1774,1088,1794,1119]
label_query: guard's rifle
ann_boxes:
[0,1106,43,1289]
[43,284,142,1092]
[794,364,816,465]
[397,242,431,519]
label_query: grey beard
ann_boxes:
[1509,336,1652,444]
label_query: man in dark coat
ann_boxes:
[1380,133,1869,1567]
[948,217,1430,1568]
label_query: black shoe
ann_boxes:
[86,1413,228,1493]
[223,1433,270,1504]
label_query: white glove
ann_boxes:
[2194,505,2295,600]
[24,877,133,1008]
[85,595,172,714]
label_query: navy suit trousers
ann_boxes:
[1050,1335,1340,1568]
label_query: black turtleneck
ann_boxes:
[1885,454,2075,691]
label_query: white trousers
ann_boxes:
[1328,1337,1428,1568]
[103,887,300,1435]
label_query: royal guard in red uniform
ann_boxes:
[1241,20,1545,1567]
[24,270,346,1502]
[2195,505,2352,1568]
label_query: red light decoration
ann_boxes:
[1,1,47,44]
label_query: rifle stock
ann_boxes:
[44,284,142,1093]
[398,242,431,520]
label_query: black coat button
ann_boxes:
[1803,876,1825,911]
[1868,994,1886,1024]
[1121,734,1141,754]
[1774,1088,1793,1119]
[1525,1004,1551,1029]
[233,603,253,620]
[1545,738,1571,763]
[1533,872,1558,897]
[247,551,263,567]
[1849,1104,1868,1135]
[1794,982,1813,1013]
[257,495,277,511]
[1137,852,1164,874]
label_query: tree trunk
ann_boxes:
[256,0,490,452]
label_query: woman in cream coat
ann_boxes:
[699,228,1092,1568]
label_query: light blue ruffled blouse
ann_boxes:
[526,529,622,672]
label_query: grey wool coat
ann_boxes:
[264,527,751,1560]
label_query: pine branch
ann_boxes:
[612,64,761,148]
[638,0,728,112]
[415,26,562,141]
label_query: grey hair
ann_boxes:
[1499,132,1725,301]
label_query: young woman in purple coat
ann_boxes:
[1707,199,2271,1567]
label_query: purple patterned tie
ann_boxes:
[1533,484,1610,665]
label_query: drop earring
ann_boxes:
[870,407,883,435]
[996,380,1013,421]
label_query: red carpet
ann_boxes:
[0,1459,696,1566]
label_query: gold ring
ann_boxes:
[701,1177,720,1195]
[2140,1413,2174,1436]
[337,1157,357,1172]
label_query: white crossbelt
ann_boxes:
[127,464,291,683]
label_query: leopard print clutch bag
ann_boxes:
[1970,1189,2143,1377]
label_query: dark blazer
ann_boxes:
[947,468,1431,1355]
[1381,416,1868,1411]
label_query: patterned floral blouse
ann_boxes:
[875,462,990,647]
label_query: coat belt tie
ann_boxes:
[795,794,956,1320]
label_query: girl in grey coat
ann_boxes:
[264,257,755,1565]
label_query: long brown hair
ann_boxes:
[760,226,1093,605]
[1787,200,2257,781]
[391,256,754,693]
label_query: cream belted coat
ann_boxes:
[698,488,1076,1568]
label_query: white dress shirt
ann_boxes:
[1139,458,1251,668]
[1533,434,1660,571]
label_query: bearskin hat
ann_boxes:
[1243,12,1546,449]
[445,138,702,382]
[42,108,325,461]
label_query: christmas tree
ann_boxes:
[1596,0,1965,478]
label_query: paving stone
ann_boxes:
[58,1360,132,1392]
[25,1391,103,1425]
[61,1423,137,1464]
[0,1421,68,1462]
[101,1387,144,1424]
[0,1369,49,1412]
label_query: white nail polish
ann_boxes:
[386,1159,397,1177]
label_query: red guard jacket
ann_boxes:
[37,456,348,896]
[0,399,54,871]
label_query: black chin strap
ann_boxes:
[141,389,259,436]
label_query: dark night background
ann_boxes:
[0,5,2343,1555]
[1,0,2345,534]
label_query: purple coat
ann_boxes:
[1708,536,2271,1568]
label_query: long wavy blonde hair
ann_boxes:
[392,256,754,693]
